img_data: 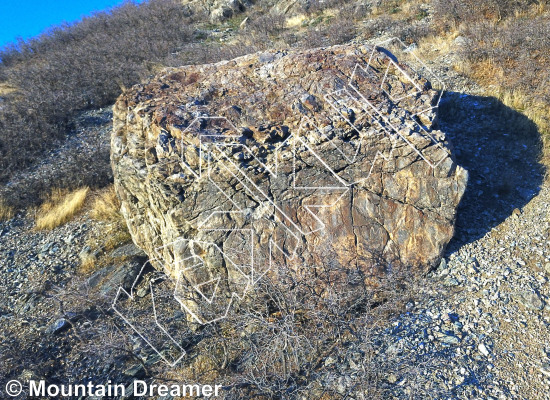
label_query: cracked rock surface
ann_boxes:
[111,44,467,321]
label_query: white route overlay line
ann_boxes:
[112,261,187,367]
[348,62,449,169]
[113,37,448,365]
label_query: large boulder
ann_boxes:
[111,43,467,323]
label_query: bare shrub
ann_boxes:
[0,0,194,194]
[392,21,433,44]
[324,17,358,45]
[246,11,287,40]
[181,253,418,399]
[433,0,541,29]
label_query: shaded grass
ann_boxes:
[0,199,15,221]
[90,185,122,223]
[431,0,550,165]
[80,185,131,275]
[90,186,131,253]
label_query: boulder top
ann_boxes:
[115,43,438,145]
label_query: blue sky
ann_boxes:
[0,0,145,48]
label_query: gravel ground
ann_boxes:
[371,180,550,399]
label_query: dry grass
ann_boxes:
[35,187,89,230]
[0,82,17,96]
[79,254,98,276]
[79,185,132,275]
[90,185,121,222]
[464,59,550,164]
[286,14,308,28]
[0,199,15,221]
[416,31,458,60]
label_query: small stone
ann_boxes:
[444,277,460,287]
[324,356,337,367]
[454,36,469,46]
[63,234,75,245]
[46,318,70,335]
[136,285,149,298]
[512,208,521,217]
[478,343,490,357]
[517,291,545,311]
[123,364,146,378]
[441,335,460,345]
[387,373,398,384]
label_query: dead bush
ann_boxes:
[0,0,193,194]
[178,252,419,399]
[433,0,541,30]
[247,11,287,39]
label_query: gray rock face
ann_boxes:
[111,43,467,322]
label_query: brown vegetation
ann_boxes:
[89,185,131,251]
[0,199,14,221]
[433,0,550,160]
[0,0,195,198]
[35,187,89,230]
[79,185,131,274]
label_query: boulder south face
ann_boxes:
[111,43,467,323]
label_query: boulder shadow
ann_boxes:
[436,91,545,254]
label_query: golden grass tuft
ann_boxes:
[0,82,18,96]
[79,255,98,276]
[0,199,15,221]
[89,185,131,252]
[79,185,132,275]
[90,185,121,222]
[286,14,308,28]
[417,31,458,61]
[35,187,89,230]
